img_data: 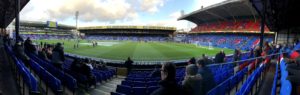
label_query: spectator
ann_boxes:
[38,48,49,61]
[215,50,225,63]
[51,43,65,70]
[24,37,37,54]
[151,62,184,95]
[202,54,213,65]
[81,59,96,88]
[197,59,216,94]
[46,44,53,59]
[124,57,133,74]
[14,41,30,67]
[182,64,203,95]
[188,57,196,64]
[70,58,82,73]
[233,48,241,61]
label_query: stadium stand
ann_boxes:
[185,34,273,50]
[21,34,72,40]
[191,19,270,32]
[85,35,168,42]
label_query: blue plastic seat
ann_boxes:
[132,87,147,95]
[111,92,126,95]
[121,80,132,87]
[116,85,131,95]
[133,81,146,87]
[147,86,159,95]
[280,80,292,95]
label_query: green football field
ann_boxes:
[35,39,234,61]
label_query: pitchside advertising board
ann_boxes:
[47,21,58,28]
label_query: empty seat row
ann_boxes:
[115,85,159,95]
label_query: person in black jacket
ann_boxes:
[14,41,30,67]
[51,43,65,70]
[197,59,216,94]
[151,62,184,95]
[24,37,37,54]
[214,50,225,63]
[124,57,133,75]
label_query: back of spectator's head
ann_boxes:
[186,64,198,76]
[197,59,206,67]
[189,57,196,64]
[56,43,62,47]
[161,62,176,80]
[84,58,90,63]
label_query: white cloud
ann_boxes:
[47,0,138,23]
[138,0,166,13]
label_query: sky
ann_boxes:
[20,0,226,30]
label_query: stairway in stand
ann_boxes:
[76,76,125,95]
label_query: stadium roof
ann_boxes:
[0,0,30,28]
[251,0,300,31]
[178,0,258,25]
[79,26,176,31]
[18,20,76,29]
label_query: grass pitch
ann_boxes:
[35,40,234,61]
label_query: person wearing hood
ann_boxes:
[51,43,65,70]
[151,62,184,95]
[182,64,203,95]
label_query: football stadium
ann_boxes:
[1,0,300,95]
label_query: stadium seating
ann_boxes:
[271,63,278,95]
[186,34,273,50]
[191,19,270,32]
[85,35,168,42]
[5,45,39,94]
[20,34,72,40]
[27,53,78,93]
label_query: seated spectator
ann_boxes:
[38,48,49,61]
[202,54,213,65]
[197,59,216,94]
[71,58,82,73]
[81,59,96,88]
[46,44,53,59]
[51,43,65,70]
[182,64,203,95]
[188,57,196,64]
[151,62,184,95]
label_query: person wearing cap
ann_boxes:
[151,62,184,95]
[51,43,65,70]
[197,59,216,94]
[182,64,203,95]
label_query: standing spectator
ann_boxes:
[182,64,203,95]
[124,57,133,74]
[215,50,226,63]
[14,41,30,67]
[233,48,241,61]
[197,59,216,94]
[151,62,184,95]
[51,43,65,70]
